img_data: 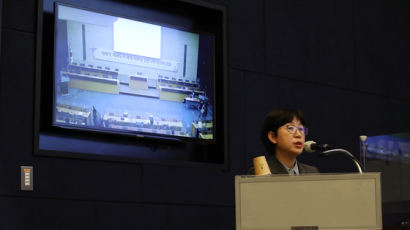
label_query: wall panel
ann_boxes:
[229,0,265,72]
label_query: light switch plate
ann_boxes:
[20,166,33,191]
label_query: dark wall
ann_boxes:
[1,0,410,229]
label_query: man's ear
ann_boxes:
[268,131,277,144]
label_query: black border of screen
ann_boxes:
[34,0,228,168]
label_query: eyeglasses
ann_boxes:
[283,125,308,136]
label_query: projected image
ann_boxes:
[364,133,410,163]
[53,4,215,141]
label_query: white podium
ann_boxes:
[235,173,382,230]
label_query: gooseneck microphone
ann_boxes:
[304,140,363,174]
[303,141,334,153]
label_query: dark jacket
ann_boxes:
[249,154,319,175]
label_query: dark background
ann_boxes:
[1,0,410,229]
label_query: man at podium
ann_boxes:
[251,108,319,175]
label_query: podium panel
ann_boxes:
[235,173,382,230]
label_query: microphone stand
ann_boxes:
[321,149,363,174]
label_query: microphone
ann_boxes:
[303,140,334,152]
[304,141,364,173]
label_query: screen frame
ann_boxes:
[34,0,228,167]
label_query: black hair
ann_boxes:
[260,108,306,155]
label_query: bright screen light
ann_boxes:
[113,18,161,59]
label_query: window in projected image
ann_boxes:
[53,4,215,142]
